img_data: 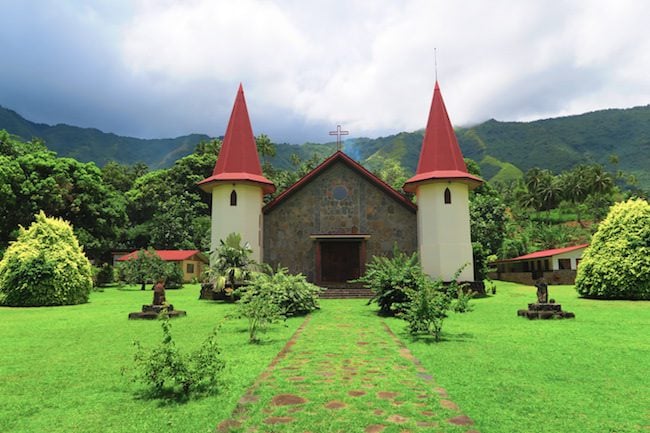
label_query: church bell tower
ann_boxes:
[198,84,275,262]
[403,81,483,282]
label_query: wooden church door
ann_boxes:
[320,241,361,283]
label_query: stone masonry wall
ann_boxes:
[263,161,417,282]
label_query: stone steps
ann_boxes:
[320,288,373,299]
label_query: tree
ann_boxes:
[575,198,650,299]
[0,212,93,306]
[118,248,167,290]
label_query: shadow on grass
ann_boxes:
[404,331,475,345]
[132,385,223,407]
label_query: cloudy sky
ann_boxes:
[1,0,649,144]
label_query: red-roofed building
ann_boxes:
[491,244,589,285]
[117,250,209,283]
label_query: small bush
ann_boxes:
[243,267,321,316]
[93,263,114,287]
[163,262,184,289]
[131,318,224,399]
[0,211,93,306]
[237,284,285,343]
[353,246,422,315]
[401,275,451,341]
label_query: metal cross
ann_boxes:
[329,124,349,151]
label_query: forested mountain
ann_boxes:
[2,104,649,190]
[0,106,210,169]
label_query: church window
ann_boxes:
[333,185,348,200]
[444,187,452,204]
[230,190,237,206]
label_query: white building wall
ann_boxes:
[210,183,263,262]
[416,181,474,281]
[551,248,586,270]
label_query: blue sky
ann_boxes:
[1,0,649,144]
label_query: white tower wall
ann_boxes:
[210,183,264,263]
[416,181,474,281]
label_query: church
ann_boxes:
[198,82,483,293]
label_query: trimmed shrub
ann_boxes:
[0,211,93,306]
[576,198,650,299]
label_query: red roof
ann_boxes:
[263,151,417,214]
[496,244,589,263]
[198,84,275,194]
[404,81,482,192]
[117,249,207,262]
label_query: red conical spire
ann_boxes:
[198,84,275,194]
[403,81,482,192]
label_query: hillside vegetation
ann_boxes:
[1,104,649,191]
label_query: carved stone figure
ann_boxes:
[153,280,166,305]
[535,278,548,303]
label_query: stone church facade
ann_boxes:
[199,82,483,293]
[263,152,417,285]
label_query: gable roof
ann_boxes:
[404,81,482,192]
[117,249,208,262]
[495,244,589,263]
[197,84,275,194]
[263,151,417,214]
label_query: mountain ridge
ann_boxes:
[1,103,648,191]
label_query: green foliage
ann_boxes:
[236,284,286,343]
[400,267,469,341]
[0,133,127,256]
[207,233,257,293]
[242,267,321,317]
[163,262,185,289]
[400,276,451,341]
[354,247,423,316]
[131,318,224,399]
[0,211,93,306]
[576,198,650,299]
[117,248,167,290]
[93,263,114,287]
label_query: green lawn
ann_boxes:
[0,285,305,433]
[1,282,648,432]
[385,282,650,433]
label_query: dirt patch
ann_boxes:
[271,394,307,406]
[364,425,386,433]
[440,399,459,411]
[216,419,240,433]
[324,400,347,409]
[288,376,305,381]
[357,341,369,345]
[447,415,474,426]
[434,387,448,397]
[377,391,399,400]
[386,414,408,424]
[421,410,436,417]
[264,416,294,424]
[238,394,259,404]
[416,421,439,427]
[348,390,366,397]
[373,409,384,416]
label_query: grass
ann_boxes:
[0,285,305,433]
[1,282,648,432]
[385,282,650,433]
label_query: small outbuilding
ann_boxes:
[117,250,208,283]
[491,244,589,285]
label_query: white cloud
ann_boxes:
[3,0,649,142]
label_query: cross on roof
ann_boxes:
[329,124,349,151]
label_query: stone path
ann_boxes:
[217,302,478,433]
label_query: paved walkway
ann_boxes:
[217,302,478,433]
